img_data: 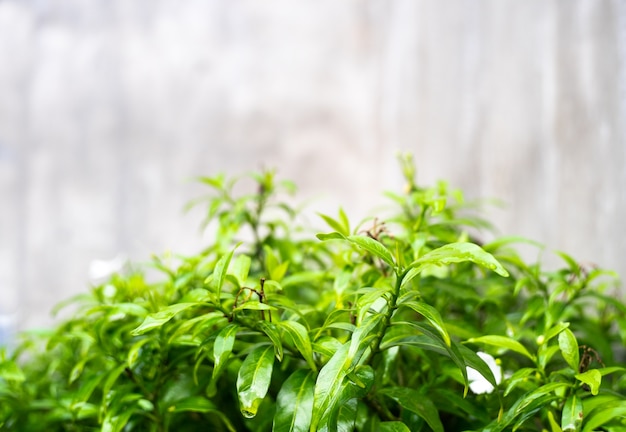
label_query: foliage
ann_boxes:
[1,155,625,432]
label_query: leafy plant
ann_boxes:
[1,154,625,431]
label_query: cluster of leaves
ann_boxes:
[1,155,626,432]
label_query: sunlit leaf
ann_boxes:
[208,243,240,299]
[311,343,350,430]
[561,394,583,432]
[575,369,601,396]
[405,242,509,284]
[131,303,198,336]
[347,235,395,268]
[237,345,275,418]
[558,328,579,371]
[212,323,239,381]
[468,335,534,361]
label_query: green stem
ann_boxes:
[366,270,404,364]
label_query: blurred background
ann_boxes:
[1,1,625,339]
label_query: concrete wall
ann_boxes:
[1,0,624,333]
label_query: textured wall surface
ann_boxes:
[1,0,625,332]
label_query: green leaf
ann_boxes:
[406,242,509,281]
[258,321,284,361]
[234,301,276,311]
[458,344,498,389]
[379,387,443,432]
[311,343,350,430]
[237,345,275,418]
[561,394,583,432]
[398,300,451,347]
[279,320,317,372]
[542,322,570,345]
[131,303,198,335]
[468,335,534,361]
[347,313,385,364]
[72,372,105,407]
[230,254,251,287]
[167,396,219,413]
[69,355,92,384]
[209,243,240,299]
[583,400,626,432]
[316,232,346,241]
[212,324,239,381]
[575,369,601,395]
[558,328,579,371]
[272,370,315,432]
[318,365,374,431]
[0,360,25,382]
[318,213,349,237]
[379,422,412,432]
[127,338,153,368]
[347,235,396,267]
[338,208,350,235]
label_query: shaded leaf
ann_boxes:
[279,320,317,372]
[258,321,284,361]
[398,300,451,347]
[273,370,315,432]
[583,400,626,432]
[379,387,443,432]
[379,421,411,432]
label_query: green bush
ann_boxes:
[1,154,625,431]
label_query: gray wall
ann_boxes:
[1,1,625,332]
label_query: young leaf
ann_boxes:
[272,370,315,432]
[379,387,444,432]
[230,254,251,287]
[208,243,240,299]
[561,394,583,432]
[131,303,198,336]
[237,345,275,418]
[558,328,579,371]
[0,360,25,382]
[575,369,601,395]
[279,320,317,372]
[467,335,534,361]
[347,235,396,268]
[318,213,350,237]
[212,323,239,381]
